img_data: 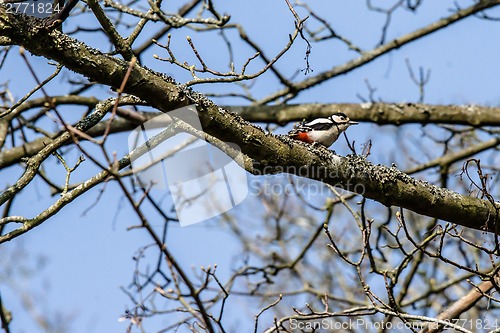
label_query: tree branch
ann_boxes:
[3,100,500,170]
[226,103,500,126]
[1,9,499,234]
[255,0,500,104]
[419,279,494,333]
[0,96,142,207]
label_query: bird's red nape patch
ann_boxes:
[291,132,314,143]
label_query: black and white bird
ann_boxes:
[288,113,358,147]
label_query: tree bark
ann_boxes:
[1,9,499,233]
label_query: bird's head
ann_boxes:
[329,113,358,129]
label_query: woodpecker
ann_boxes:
[288,113,358,147]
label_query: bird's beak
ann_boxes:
[349,121,359,125]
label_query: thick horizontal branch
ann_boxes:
[4,100,500,169]
[226,103,500,126]
[1,9,499,234]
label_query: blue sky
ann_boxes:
[2,1,500,332]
